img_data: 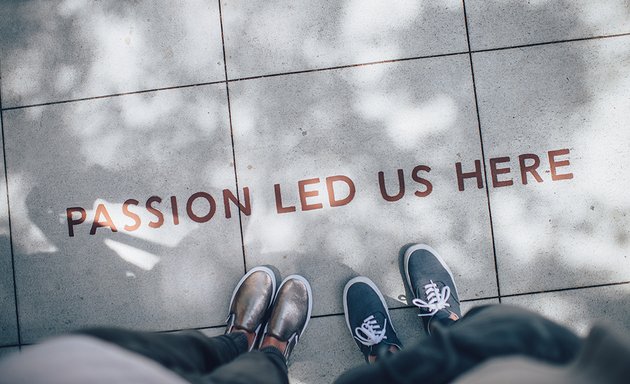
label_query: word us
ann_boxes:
[66,148,573,237]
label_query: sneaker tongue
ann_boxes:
[370,311,387,325]
[419,279,445,292]
[417,280,457,302]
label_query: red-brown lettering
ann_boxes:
[90,204,118,235]
[412,165,433,197]
[223,187,252,219]
[274,184,296,214]
[378,169,405,202]
[456,160,484,191]
[170,196,180,225]
[490,157,513,188]
[326,175,355,207]
[66,207,86,237]
[519,154,543,184]
[146,196,164,228]
[122,199,141,231]
[186,192,216,223]
[299,178,323,211]
[549,149,574,181]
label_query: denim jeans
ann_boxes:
[77,328,288,384]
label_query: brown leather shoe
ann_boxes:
[225,266,277,350]
[262,275,313,360]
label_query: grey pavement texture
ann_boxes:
[231,56,496,317]
[0,1,629,383]
[504,283,630,336]
[3,85,245,343]
[0,0,225,107]
[0,346,18,362]
[475,36,630,294]
[0,134,17,346]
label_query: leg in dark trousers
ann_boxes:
[204,347,288,384]
[335,304,582,384]
[72,267,310,384]
[77,328,288,384]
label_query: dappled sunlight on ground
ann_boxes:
[0,1,628,382]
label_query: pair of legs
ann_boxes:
[337,244,581,383]
[70,244,581,383]
[79,267,313,384]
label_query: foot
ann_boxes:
[260,275,312,361]
[343,276,402,363]
[225,266,277,350]
[403,244,461,334]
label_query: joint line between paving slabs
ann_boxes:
[156,280,630,330]
[2,33,629,113]
[160,323,226,334]
[217,0,247,274]
[0,81,226,112]
[226,51,469,83]
[0,58,23,346]
[501,280,630,299]
[462,0,502,302]
[1,31,629,114]
[309,280,630,320]
[0,344,20,349]
[471,31,630,55]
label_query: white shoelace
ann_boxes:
[354,315,388,346]
[412,280,451,317]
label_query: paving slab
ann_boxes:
[290,299,498,384]
[0,346,18,361]
[221,0,468,79]
[465,0,630,50]
[198,326,225,338]
[503,284,630,336]
[230,55,497,317]
[0,0,225,108]
[0,132,18,346]
[2,85,244,343]
[473,36,630,295]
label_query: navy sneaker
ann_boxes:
[403,244,461,334]
[343,277,402,363]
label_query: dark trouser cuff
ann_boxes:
[223,332,249,356]
[260,346,288,374]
